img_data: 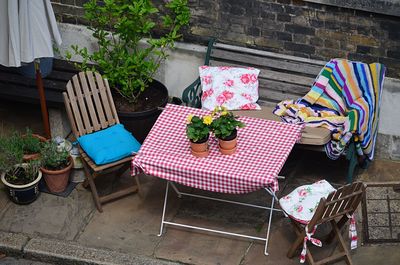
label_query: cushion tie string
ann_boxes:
[300,225,322,263]
[347,213,357,250]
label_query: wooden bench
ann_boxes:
[182,38,359,183]
[0,59,78,107]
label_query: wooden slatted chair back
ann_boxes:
[208,42,326,107]
[63,71,119,137]
[308,182,365,229]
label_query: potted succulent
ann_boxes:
[66,0,191,143]
[0,135,42,204]
[186,114,213,157]
[211,106,245,155]
[40,141,73,193]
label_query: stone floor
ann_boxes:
[1,99,400,265]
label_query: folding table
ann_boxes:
[132,104,303,255]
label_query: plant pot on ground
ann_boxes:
[66,0,190,143]
[40,141,73,193]
[0,136,42,204]
[21,129,47,161]
[211,107,245,155]
[186,114,212,158]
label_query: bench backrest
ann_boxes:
[182,38,326,108]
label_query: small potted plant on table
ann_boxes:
[211,106,245,155]
[40,141,73,193]
[186,114,213,157]
[0,135,42,204]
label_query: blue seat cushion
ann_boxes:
[78,124,141,165]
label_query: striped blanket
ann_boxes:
[273,59,386,160]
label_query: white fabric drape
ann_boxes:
[0,0,62,67]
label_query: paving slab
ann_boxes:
[77,176,180,256]
[0,182,10,214]
[0,257,52,265]
[0,185,95,241]
[24,237,178,265]
[155,217,253,265]
[0,231,29,257]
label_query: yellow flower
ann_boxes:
[221,111,228,116]
[203,115,213,125]
[187,114,193,123]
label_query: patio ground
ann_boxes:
[1,99,400,265]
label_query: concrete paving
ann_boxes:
[1,99,400,265]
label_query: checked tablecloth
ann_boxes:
[131,104,303,193]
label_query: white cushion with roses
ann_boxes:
[199,66,261,111]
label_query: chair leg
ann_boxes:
[134,174,142,196]
[287,220,305,258]
[326,215,349,244]
[82,162,103,212]
[346,141,358,183]
[331,221,353,265]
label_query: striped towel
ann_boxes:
[273,59,386,160]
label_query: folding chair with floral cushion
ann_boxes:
[279,180,365,265]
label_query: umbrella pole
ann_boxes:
[34,60,51,139]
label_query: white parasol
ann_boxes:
[0,0,62,138]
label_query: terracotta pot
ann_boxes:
[23,134,47,162]
[190,148,209,158]
[219,145,237,155]
[40,156,73,193]
[189,136,209,157]
[218,138,237,151]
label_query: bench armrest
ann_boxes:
[181,38,216,108]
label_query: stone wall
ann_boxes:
[50,0,400,78]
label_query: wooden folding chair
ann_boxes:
[286,182,365,265]
[63,71,141,212]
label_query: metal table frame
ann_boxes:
[157,180,284,255]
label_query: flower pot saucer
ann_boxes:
[219,144,237,155]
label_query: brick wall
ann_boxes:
[51,0,400,78]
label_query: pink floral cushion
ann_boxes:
[199,66,261,111]
[279,180,336,224]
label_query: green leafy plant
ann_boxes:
[0,134,40,185]
[66,0,191,104]
[40,141,70,171]
[186,114,212,143]
[22,128,43,154]
[211,106,245,139]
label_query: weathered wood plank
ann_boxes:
[209,60,316,86]
[94,72,115,125]
[211,49,322,76]
[214,42,326,66]
[66,81,86,136]
[72,75,93,134]
[86,71,107,128]
[79,72,101,132]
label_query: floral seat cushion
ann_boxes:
[279,180,336,224]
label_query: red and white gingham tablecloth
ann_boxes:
[132,104,303,193]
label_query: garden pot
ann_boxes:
[22,134,47,162]
[190,136,209,157]
[116,80,169,143]
[218,130,238,155]
[1,165,42,205]
[40,156,73,193]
